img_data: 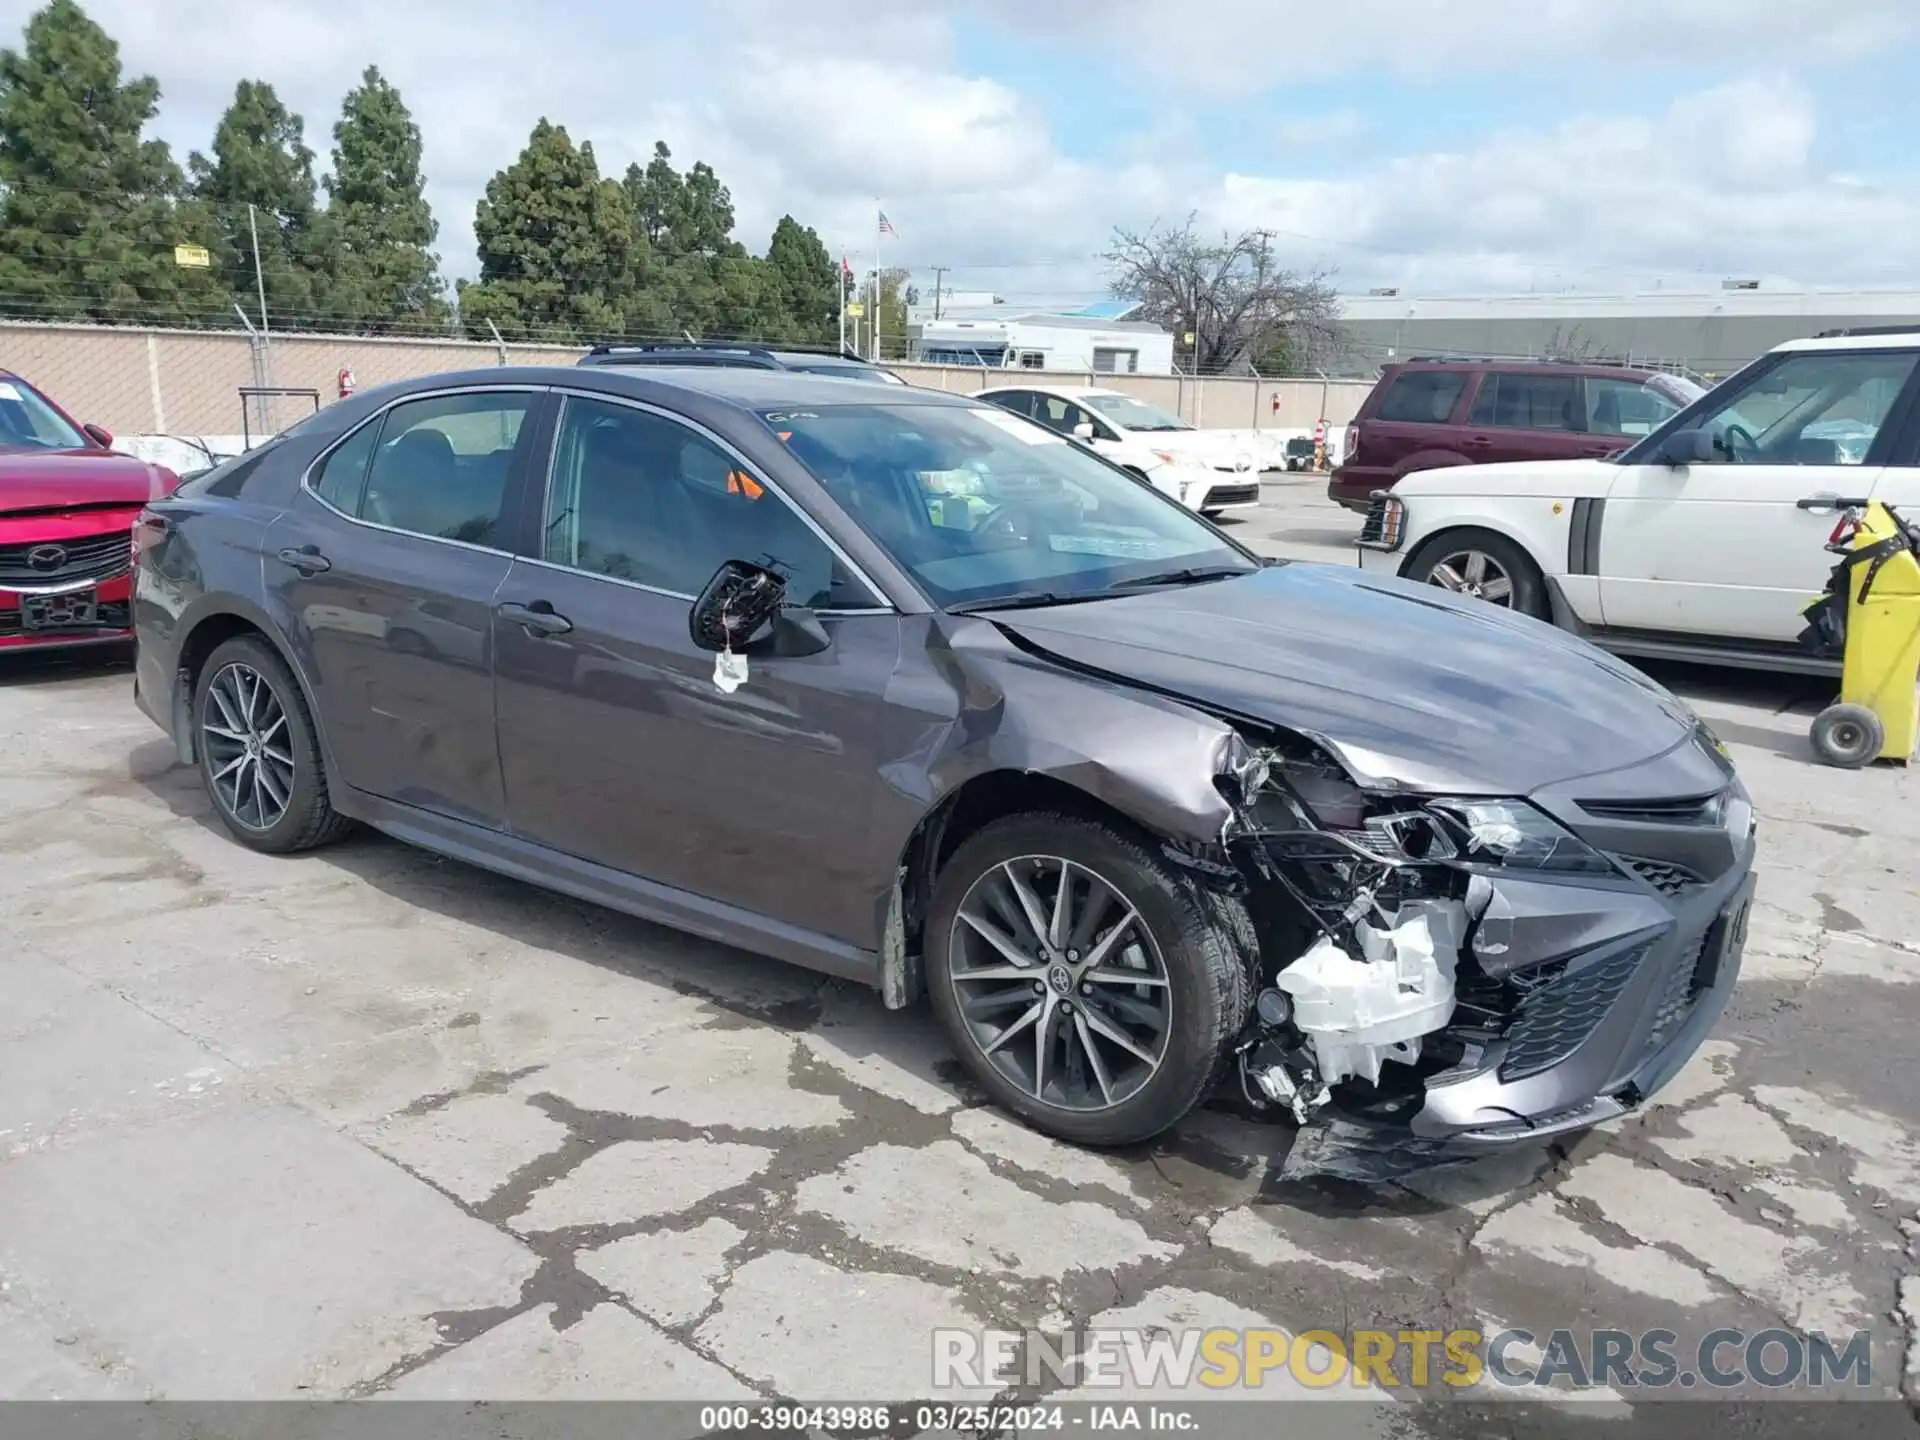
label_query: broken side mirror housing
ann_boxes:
[688,558,833,659]
[1656,426,1716,467]
[690,559,787,652]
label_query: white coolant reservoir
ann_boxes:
[1275,899,1465,1086]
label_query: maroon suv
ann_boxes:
[1327,358,1705,512]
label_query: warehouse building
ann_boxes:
[1334,286,1920,380]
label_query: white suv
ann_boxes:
[1356,328,1920,673]
[972,384,1262,517]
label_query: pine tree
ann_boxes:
[0,0,228,324]
[763,216,838,347]
[457,119,636,342]
[326,65,447,333]
[190,79,338,329]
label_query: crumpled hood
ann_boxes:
[0,450,176,514]
[992,563,1697,795]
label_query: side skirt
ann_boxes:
[334,787,885,991]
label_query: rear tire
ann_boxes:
[1402,526,1547,619]
[194,635,352,853]
[1810,703,1883,769]
[925,811,1251,1147]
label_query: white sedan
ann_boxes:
[972,383,1263,517]
[1356,329,1920,673]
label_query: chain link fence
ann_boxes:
[0,320,1378,444]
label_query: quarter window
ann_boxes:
[1376,370,1467,424]
[310,422,381,512]
[348,391,530,544]
[543,396,874,610]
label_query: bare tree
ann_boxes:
[1104,214,1347,374]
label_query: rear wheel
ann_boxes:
[1403,527,1547,618]
[925,812,1250,1146]
[194,635,351,853]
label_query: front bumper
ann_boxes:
[1187,473,1263,511]
[0,575,135,651]
[1277,747,1759,1179]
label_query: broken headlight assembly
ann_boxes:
[1218,740,1621,1131]
[1388,799,1615,877]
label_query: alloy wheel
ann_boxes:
[948,855,1173,1112]
[1427,548,1514,605]
[201,662,296,831]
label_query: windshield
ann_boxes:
[1081,393,1193,432]
[0,376,89,451]
[761,402,1255,608]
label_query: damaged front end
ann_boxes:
[1203,727,1757,1183]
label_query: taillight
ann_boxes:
[1343,424,1359,462]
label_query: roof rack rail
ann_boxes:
[1813,324,1920,339]
[583,340,781,359]
[582,339,882,363]
[1403,353,1649,369]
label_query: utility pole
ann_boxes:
[247,203,273,435]
[931,266,948,320]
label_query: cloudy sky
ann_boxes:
[11,0,1920,305]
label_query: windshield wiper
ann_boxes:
[948,590,1108,614]
[1109,565,1253,591]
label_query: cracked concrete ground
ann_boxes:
[3,482,1917,1430]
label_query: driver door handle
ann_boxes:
[497,600,573,637]
[276,545,331,575]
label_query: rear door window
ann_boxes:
[1374,370,1468,424]
[1471,372,1581,432]
[354,391,532,545]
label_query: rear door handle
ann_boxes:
[497,600,573,637]
[1463,435,1492,447]
[276,545,331,575]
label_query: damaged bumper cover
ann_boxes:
[1212,723,1759,1181]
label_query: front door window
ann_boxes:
[1684,350,1920,466]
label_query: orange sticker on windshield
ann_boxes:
[726,470,766,500]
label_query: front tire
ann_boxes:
[194,635,352,853]
[925,812,1250,1146]
[1402,526,1547,618]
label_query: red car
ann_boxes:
[1,370,178,653]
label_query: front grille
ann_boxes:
[0,600,130,638]
[0,530,132,588]
[1614,855,1704,895]
[1498,944,1649,1080]
[1358,494,1404,548]
[1205,483,1260,507]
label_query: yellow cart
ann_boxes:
[1797,499,1920,768]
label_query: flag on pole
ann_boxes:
[877,211,896,235]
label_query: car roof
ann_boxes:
[975,382,1129,400]
[1776,328,1920,354]
[356,364,973,416]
